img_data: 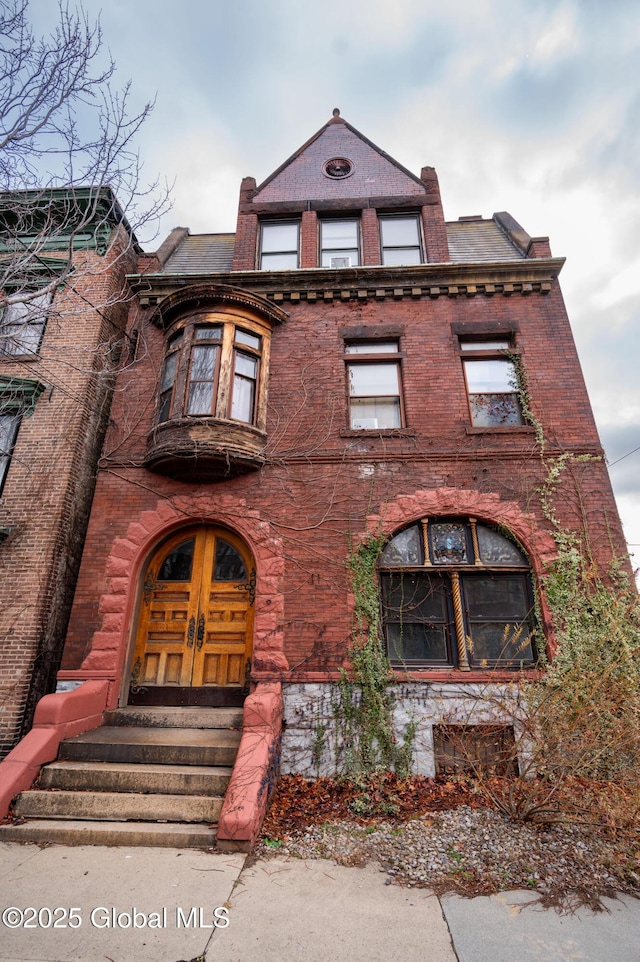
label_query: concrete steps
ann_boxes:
[0,706,241,848]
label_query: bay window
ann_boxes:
[158,315,264,427]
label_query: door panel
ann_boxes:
[130,527,254,699]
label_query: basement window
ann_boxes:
[434,725,519,776]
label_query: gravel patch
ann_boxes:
[258,805,640,908]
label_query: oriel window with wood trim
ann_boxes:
[345,340,404,430]
[459,337,524,427]
[157,312,266,429]
[378,519,537,670]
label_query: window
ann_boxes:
[379,215,422,266]
[0,376,45,495]
[320,219,359,268]
[460,339,524,427]
[158,315,264,427]
[0,290,52,357]
[259,221,299,270]
[379,519,537,669]
[345,341,403,430]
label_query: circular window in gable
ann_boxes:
[323,157,353,179]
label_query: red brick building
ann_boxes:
[48,111,626,777]
[0,189,137,756]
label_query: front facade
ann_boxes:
[51,112,627,775]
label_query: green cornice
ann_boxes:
[0,376,46,416]
[0,186,138,256]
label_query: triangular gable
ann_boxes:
[253,111,427,204]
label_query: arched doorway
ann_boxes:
[128,526,255,706]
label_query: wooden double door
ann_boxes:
[129,527,254,706]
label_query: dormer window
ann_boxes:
[259,221,299,270]
[320,219,360,268]
[379,214,423,266]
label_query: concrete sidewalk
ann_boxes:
[0,842,639,962]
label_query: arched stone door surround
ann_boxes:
[79,494,287,708]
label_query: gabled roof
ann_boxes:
[252,109,428,204]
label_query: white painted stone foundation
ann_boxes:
[281,682,527,777]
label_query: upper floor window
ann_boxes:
[460,339,524,427]
[321,219,360,268]
[379,215,422,266]
[379,519,537,670]
[0,376,45,495]
[0,290,52,357]
[345,340,403,430]
[259,221,299,270]
[158,314,264,428]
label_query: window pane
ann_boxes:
[463,574,530,620]
[387,622,449,662]
[187,380,214,415]
[379,525,422,566]
[463,574,534,666]
[460,340,510,351]
[214,539,247,581]
[235,330,261,350]
[345,341,399,354]
[383,247,422,267]
[350,397,400,429]
[381,247,422,266]
[467,622,534,665]
[380,217,419,247]
[260,252,298,270]
[261,223,298,252]
[234,353,257,378]
[321,220,358,248]
[464,359,515,393]
[477,526,527,566]
[382,572,450,664]
[431,523,468,564]
[349,363,399,396]
[0,293,50,355]
[0,412,20,492]
[468,393,523,427]
[160,352,178,393]
[157,538,194,581]
[190,345,217,380]
[231,375,256,422]
[195,325,222,341]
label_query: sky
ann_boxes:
[30,0,640,569]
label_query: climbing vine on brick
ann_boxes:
[333,532,416,778]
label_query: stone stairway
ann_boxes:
[0,707,242,848]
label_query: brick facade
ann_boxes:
[0,219,136,755]
[21,114,626,768]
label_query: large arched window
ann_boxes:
[378,518,537,670]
